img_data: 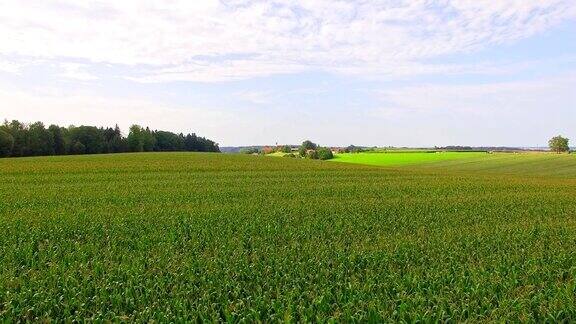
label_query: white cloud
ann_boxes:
[129,59,307,83]
[58,63,99,81]
[0,58,23,74]
[0,0,574,81]
[375,73,576,116]
[234,90,274,105]
[0,62,20,74]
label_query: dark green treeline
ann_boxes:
[0,120,219,158]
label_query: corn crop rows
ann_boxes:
[1,153,576,321]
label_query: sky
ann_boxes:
[0,0,575,147]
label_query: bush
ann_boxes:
[280,145,292,153]
[239,147,260,154]
[306,150,319,159]
[283,153,296,158]
[317,147,334,160]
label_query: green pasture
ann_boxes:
[413,152,576,176]
[1,152,576,321]
[331,151,488,166]
[332,151,576,176]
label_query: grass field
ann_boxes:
[332,151,576,176]
[2,152,576,321]
[332,151,488,166]
[413,152,576,176]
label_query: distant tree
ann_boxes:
[345,145,363,153]
[4,120,28,157]
[299,140,317,157]
[154,131,184,151]
[48,125,66,155]
[177,133,186,151]
[549,135,569,153]
[70,141,86,154]
[0,129,14,157]
[193,135,218,152]
[142,127,156,151]
[204,138,220,152]
[441,146,473,151]
[128,125,144,152]
[184,133,199,151]
[280,145,292,153]
[105,124,127,153]
[68,126,105,154]
[27,122,54,156]
[317,147,334,160]
[102,126,117,153]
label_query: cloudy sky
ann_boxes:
[1,0,575,147]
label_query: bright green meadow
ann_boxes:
[1,152,576,321]
[332,151,490,167]
[333,151,576,176]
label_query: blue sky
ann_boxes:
[0,0,575,147]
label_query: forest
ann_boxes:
[0,120,219,158]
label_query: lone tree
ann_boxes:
[299,140,317,157]
[549,135,569,153]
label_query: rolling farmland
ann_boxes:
[411,152,576,176]
[1,152,576,321]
